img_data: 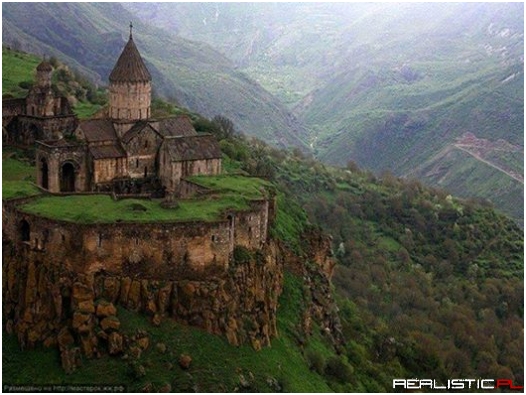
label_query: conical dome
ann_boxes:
[36,60,53,72]
[109,36,151,83]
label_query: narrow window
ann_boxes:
[136,159,139,168]
[97,233,103,247]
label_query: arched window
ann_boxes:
[19,220,30,242]
[40,157,49,189]
[60,162,76,192]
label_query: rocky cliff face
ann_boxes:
[3,221,339,372]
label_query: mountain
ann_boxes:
[124,2,524,221]
[2,2,309,150]
[3,51,523,391]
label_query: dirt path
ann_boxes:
[453,144,524,184]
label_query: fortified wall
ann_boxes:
[3,198,271,278]
[2,196,283,370]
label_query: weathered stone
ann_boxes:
[152,313,162,327]
[127,280,141,310]
[129,346,142,359]
[60,347,81,374]
[103,277,120,303]
[72,312,91,329]
[57,327,75,349]
[78,300,95,314]
[96,300,117,318]
[145,300,157,315]
[179,354,192,370]
[155,342,167,354]
[72,282,93,303]
[136,336,149,351]
[43,335,57,348]
[108,332,123,355]
[158,383,171,392]
[100,316,120,332]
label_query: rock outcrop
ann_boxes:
[3,214,340,369]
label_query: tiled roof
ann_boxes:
[121,121,158,144]
[77,119,118,142]
[157,115,198,138]
[89,144,126,159]
[163,134,221,162]
[109,37,151,83]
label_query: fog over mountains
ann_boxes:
[3,2,523,220]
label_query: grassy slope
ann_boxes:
[2,47,104,120]
[2,151,40,199]
[1,47,40,98]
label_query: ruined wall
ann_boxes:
[7,115,77,147]
[2,208,230,278]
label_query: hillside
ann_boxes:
[2,13,523,393]
[3,112,523,392]
[124,2,524,222]
[2,2,309,150]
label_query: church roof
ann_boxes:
[109,36,151,83]
[36,60,53,72]
[77,119,118,142]
[89,144,126,159]
[157,116,198,138]
[121,121,158,144]
[162,134,221,162]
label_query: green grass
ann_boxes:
[187,174,273,199]
[2,47,40,98]
[73,101,103,119]
[20,194,250,224]
[2,155,41,199]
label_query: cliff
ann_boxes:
[3,200,339,373]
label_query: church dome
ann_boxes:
[109,36,151,83]
[36,60,53,72]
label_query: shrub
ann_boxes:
[324,356,353,383]
[305,349,325,375]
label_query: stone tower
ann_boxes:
[36,59,53,88]
[108,23,152,124]
[26,60,56,117]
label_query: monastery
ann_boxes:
[3,25,221,197]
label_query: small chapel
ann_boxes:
[3,25,222,197]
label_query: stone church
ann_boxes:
[3,27,221,196]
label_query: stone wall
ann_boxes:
[122,127,162,179]
[93,157,128,185]
[2,194,283,366]
[3,195,271,278]
[159,158,221,194]
[36,143,89,193]
[109,81,151,121]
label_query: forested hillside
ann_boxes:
[206,118,523,390]
[125,2,524,222]
[2,11,523,392]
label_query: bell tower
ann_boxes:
[108,23,152,122]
